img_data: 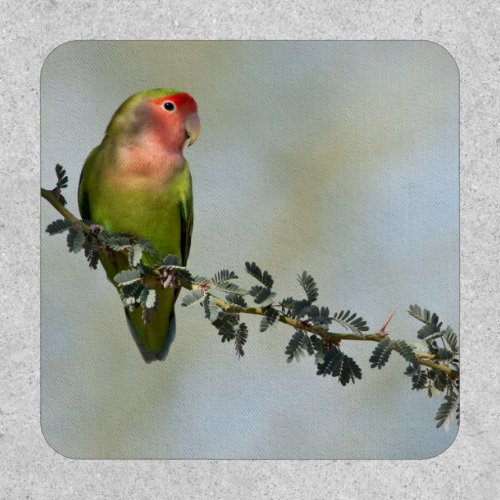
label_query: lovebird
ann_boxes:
[78,89,200,362]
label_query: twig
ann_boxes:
[41,188,91,233]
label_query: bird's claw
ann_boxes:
[89,224,105,235]
[161,269,178,288]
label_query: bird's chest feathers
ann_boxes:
[107,139,185,192]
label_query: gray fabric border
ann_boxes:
[1,0,498,498]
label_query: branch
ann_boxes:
[198,287,458,378]
[41,188,91,233]
[41,185,458,381]
[415,356,458,378]
[186,284,386,342]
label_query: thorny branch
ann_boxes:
[41,185,459,380]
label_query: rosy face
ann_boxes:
[148,93,200,150]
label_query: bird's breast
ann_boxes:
[107,142,185,191]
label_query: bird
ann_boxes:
[78,89,200,362]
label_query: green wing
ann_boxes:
[78,145,101,221]
[179,170,194,266]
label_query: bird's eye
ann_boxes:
[162,101,175,112]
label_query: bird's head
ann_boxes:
[106,88,200,152]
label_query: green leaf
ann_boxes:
[181,289,204,307]
[234,323,248,358]
[417,322,443,340]
[420,331,445,343]
[138,288,157,323]
[404,363,420,377]
[308,306,333,326]
[443,326,458,353]
[177,268,193,281]
[225,293,247,308]
[408,304,434,323]
[435,392,459,430]
[338,355,362,386]
[84,235,100,269]
[408,305,443,338]
[369,337,392,369]
[248,285,276,306]
[204,295,219,323]
[191,275,209,284]
[297,271,318,302]
[280,297,296,310]
[55,164,68,188]
[285,330,310,362]
[129,243,143,267]
[114,269,142,286]
[436,348,454,360]
[46,218,72,235]
[142,288,157,309]
[304,335,314,355]
[425,338,440,356]
[93,226,110,243]
[218,319,236,343]
[260,307,280,332]
[160,254,180,266]
[137,239,154,254]
[55,193,67,206]
[332,310,369,333]
[291,299,311,319]
[213,269,238,283]
[213,281,248,295]
[219,312,239,326]
[429,370,450,393]
[120,282,144,306]
[106,235,132,251]
[245,261,274,288]
[66,225,85,253]
[316,346,362,385]
[309,334,323,353]
[393,339,417,364]
[316,347,341,376]
[411,369,428,390]
[53,164,68,205]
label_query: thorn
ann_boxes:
[379,309,396,337]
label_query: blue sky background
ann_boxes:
[41,41,458,458]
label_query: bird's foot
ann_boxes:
[161,269,179,288]
[87,224,109,253]
[89,223,105,235]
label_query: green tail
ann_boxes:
[100,251,178,362]
[125,304,177,363]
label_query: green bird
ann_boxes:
[78,89,200,362]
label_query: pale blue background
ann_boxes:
[41,41,458,458]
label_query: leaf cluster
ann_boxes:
[52,164,68,205]
[368,305,459,429]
